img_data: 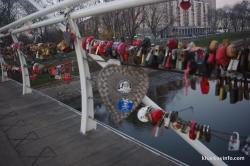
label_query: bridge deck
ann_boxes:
[0,80,179,166]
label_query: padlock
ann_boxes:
[228,132,240,151]
[190,77,196,90]
[170,111,178,122]
[180,0,191,10]
[137,106,151,123]
[198,125,205,141]
[181,122,189,134]
[244,80,249,100]
[224,77,230,92]
[189,121,197,140]
[230,79,239,104]
[50,66,57,76]
[248,49,250,71]
[145,48,153,66]
[196,124,201,139]
[165,54,172,69]
[32,63,42,74]
[238,80,244,101]
[164,112,172,128]
[154,45,160,56]
[30,74,37,81]
[64,73,71,81]
[239,48,249,72]
[148,109,164,125]
[219,77,227,100]
[207,53,215,64]
[200,77,210,95]
[215,79,220,96]
[241,136,250,156]
[205,125,211,142]
[172,120,182,130]
[241,144,250,157]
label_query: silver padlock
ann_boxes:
[228,132,240,151]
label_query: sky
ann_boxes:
[216,0,247,8]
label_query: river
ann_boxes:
[93,71,250,166]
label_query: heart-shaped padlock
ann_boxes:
[148,109,165,125]
[180,0,192,10]
[97,64,149,122]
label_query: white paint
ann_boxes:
[68,17,96,134]
[11,35,32,95]
[0,54,8,82]
[27,0,66,31]
[5,0,167,35]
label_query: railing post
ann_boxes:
[68,16,97,134]
[0,53,8,82]
[11,35,32,95]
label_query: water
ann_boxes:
[94,71,250,166]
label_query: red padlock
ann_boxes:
[148,109,164,125]
[133,39,142,47]
[123,49,129,64]
[33,63,41,74]
[106,40,113,49]
[64,73,71,81]
[99,43,106,56]
[180,0,192,10]
[30,74,37,81]
[167,39,178,51]
[82,37,87,50]
[200,77,210,95]
[207,53,215,64]
[50,66,57,76]
[216,46,230,68]
[189,121,197,140]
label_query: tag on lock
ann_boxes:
[137,106,151,123]
[154,112,166,137]
[164,112,172,128]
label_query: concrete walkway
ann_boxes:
[0,80,182,166]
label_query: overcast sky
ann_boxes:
[216,0,247,8]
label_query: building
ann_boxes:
[155,0,217,38]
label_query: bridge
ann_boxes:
[0,0,228,166]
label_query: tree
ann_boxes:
[216,7,231,32]
[144,2,174,40]
[121,7,144,43]
[216,1,250,32]
[234,1,250,32]
[0,0,20,27]
[144,4,164,40]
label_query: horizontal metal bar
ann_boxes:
[0,0,88,33]
[10,0,166,35]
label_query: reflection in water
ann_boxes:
[94,71,250,166]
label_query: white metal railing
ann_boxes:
[0,0,227,165]
[0,0,89,33]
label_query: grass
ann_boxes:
[30,73,55,87]
[193,32,250,47]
